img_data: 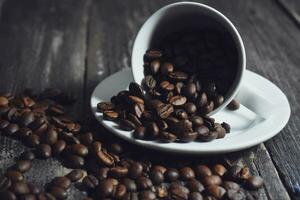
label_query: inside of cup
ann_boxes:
[132,3,245,115]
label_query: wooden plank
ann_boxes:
[85,0,292,199]
[275,0,300,27]
[0,0,91,199]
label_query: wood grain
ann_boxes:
[275,0,300,27]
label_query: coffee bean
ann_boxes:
[143,75,157,90]
[165,168,179,182]
[136,176,153,190]
[227,99,240,110]
[160,81,174,91]
[69,144,89,157]
[110,166,128,178]
[122,178,137,192]
[129,82,144,98]
[194,165,212,178]
[146,122,159,138]
[149,169,164,185]
[180,167,195,180]
[160,131,177,143]
[20,151,35,161]
[128,113,142,127]
[119,119,136,131]
[169,95,187,106]
[139,190,156,200]
[246,176,264,190]
[103,110,119,121]
[215,126,226,139]
[96,150,114,166]
[83,175,99,190]
[113,184,127,199]
[128,95,144,105]
[26,134,40,147]
[6,170,24,182]
[182,83,197,99]
[221,122,230,133]
[96,167,109,180]
[41,128,58,145]
[52,140,66,155]
[64,154,84,168]
[52,177,71,189]
[169,184,189,200]
[0,175,12,191]
[196,93,208,108]
[128,162,143,179]
[133,126,146,139]
[48,186,67,199]
[0,191,16,200]
[226,189,246,200]
[228,165,242,180]
[206,185,226,199]
[202,175,222,186]
[17,128,32,138]
[212,164,227,177]
[19,112,35,127]
[222,181,240,191]
[214,95,224,107]
[0,96,9,106]
[161,62,174,75]
[66,169,85,182]
[186,179,204,193]
[190,116,204,127]
[169,71,188,81]
[97,178,117,198]
[4,123,19,135]
[149,60,160,74]
[97,102,115,112]
[15,160,32,173]
[132,103,144,118]
[198,130,218,142]
[122,192,138,200]
[144,50,162,60]
[184,102,197,114]
[189,192,203,200]
[156,103,174,119]
[36,144,52,159]
[11,181,30,195]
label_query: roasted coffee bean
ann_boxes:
[133,126,146,139]
[4,123,19,135]
[206,185,226,199]
[108,143,123,154]
[48,186,67,199]
[0,175,12,191]
[190,116,204,127]
[161,62,174,75]
[52,177,71,189]
[41,128,58,145]
[132,103,144,118]
[52,140,66,155]
[194,165,212,178]
[221,122,230,133]
[64,154,84,168]
[160,131,177,143]
[160,81,174,91]
[182,83,197,99]
[198,130,218,142]
[96,167,110,180]
[169,184,189,200]
[227,99,240,110]
[83,175,99,190]
[103,110,119,121]
[189,192,203,200]
[212,164,227,177]
[6,170,24,182]
[215,126,226,139]
[144,50,162,60]
[119,119,136,131]
[174,109,188,120]
[226,189,246,200]
[0,190,16,200]
[184,102,197,114]
[128,95,144,105]
[128,162,143,179]
[26,134,40,147]
[11,181,30,195]
[149,60,160,74]
[129,82,144,98]
[113,184,127,199]
[165,168,179,182]
[66,169,85,182]
[128,113,142,127]
[121,192,139,200]
[228,165,242,180]
[97,178,118,198]
[180,131,198,143]
[214,95,224,107]
[139,190,156,200]
[20,151,35,161]
[156,103,174,119]
[19,112,35,127]
[175,82,184,94]
[169,71,188,81]
[69,144,89,157]
[96,150,114,166]
[202,175,222,186]
[15,160,32,173]
[122,178,137,192]
[196,93,208,108]
[186,179,204,193]
[245,176,264,190]
[149,169,164,185]
[0,96,9,106]
[146,122,160,138]
[136,176,153,190]
[110,166,128,178]
[222,181,240,191]
[143,75,157,90]
[180,167,195,180]
[169,95,187,106]
[36,144,52,159]
[97,102,115,112]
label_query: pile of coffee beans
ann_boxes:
[97,45,241,142]
[0,90,261,200]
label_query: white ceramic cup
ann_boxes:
[131,2,246,115]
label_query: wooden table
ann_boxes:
[0,0,299,199]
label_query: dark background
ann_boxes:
[0,0,299,199]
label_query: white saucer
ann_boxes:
[91,68,290,154]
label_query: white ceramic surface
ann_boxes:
[91,68,290,154]
[131,2,246,115]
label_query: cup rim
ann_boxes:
[131,1,246,115]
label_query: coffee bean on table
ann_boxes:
[136,176,153,190]
[103,110,119,121]
[128,162,143,179]
[169,95,187,106]
[139,190,156,200]
[110,166,128,178]
[222,181,240,191]
[52,140,66,155]
[6,170,24,182]
[70,144,89,157]
[11,181,30,195]
[156,103,174,119]
[165,168,179,182]
[122,178,137,192]
[25,134,40,147]
[20,151,35,161]
[212,164,227,177]
[36,144,52,159]
[202,175,222,186]
[19,112,35,127]
[184,102,197,114]
[186,178,204,193]
[149,169,164,185]
[180,167,195,180]
[245,176,264,190]
[198,130,218,142]
[113,184,127,199]
[206,185,226,199]
[0,96,9,106]
[41,128,58,145]
[64,154,84,168]
[96,150,114,166]
[83,175,99,190]
[96,178,118,198]
[15,160,32,173]
[194,165,212,178]
[48,186,67,199]
[66,169,85,182]
[227,99,240,110]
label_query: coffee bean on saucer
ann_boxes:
[227,99,240,110]
[246,176,264,190]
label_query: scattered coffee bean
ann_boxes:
[246,176,264,190]
[227,99,240,110]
